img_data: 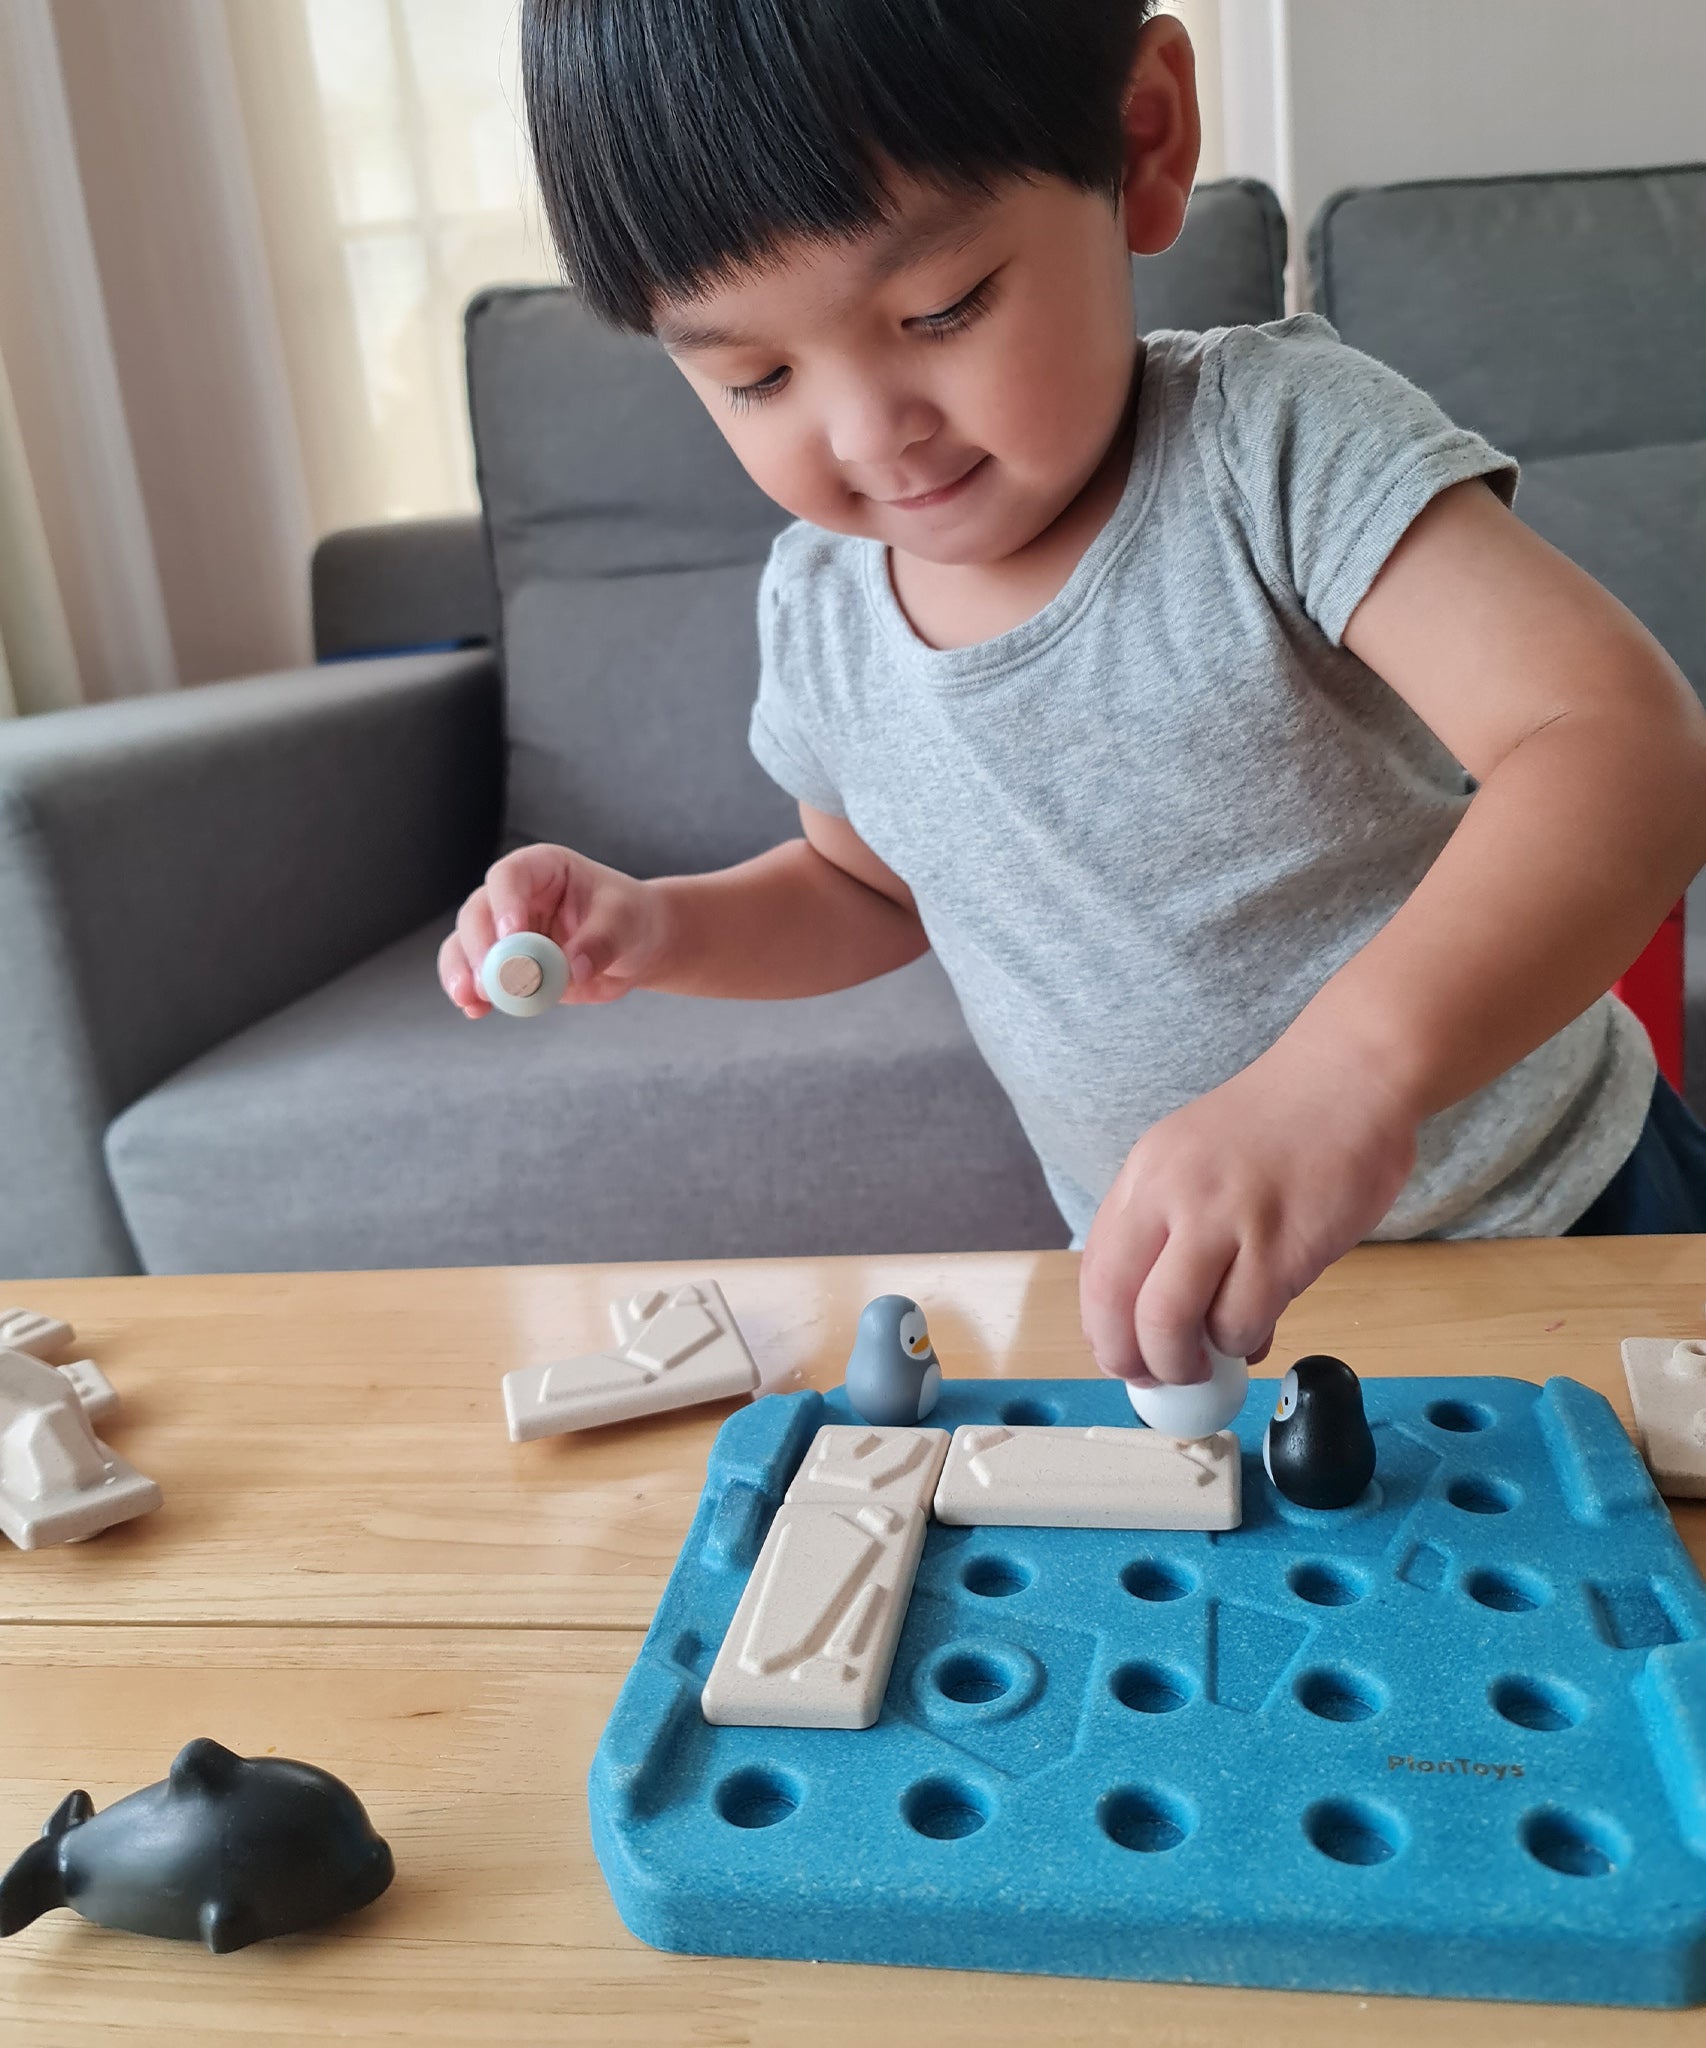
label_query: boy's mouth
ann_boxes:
[883,455,989,511]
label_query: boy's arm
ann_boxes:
[1083,479,1706,1386]
[1309,476,1706,1110]
[647,804,929,998]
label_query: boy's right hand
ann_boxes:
[437,844,671,1019]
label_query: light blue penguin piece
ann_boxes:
[844,1295,942,1426]
[480,931,570,1018]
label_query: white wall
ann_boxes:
[1216,0,1706,290]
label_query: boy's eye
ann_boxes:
[724,368,788,412]
[912,274,998,340]
[721,273,999,413]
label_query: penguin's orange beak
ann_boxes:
[908,1334,930,1356]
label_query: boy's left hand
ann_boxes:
[1079,1032,1419,1386]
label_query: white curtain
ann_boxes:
[0,348,81,720]
[225,0,560,533]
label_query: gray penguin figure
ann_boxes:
[0,1738,394,1953]
[844,1295,942,1426]
[1263,1354,1377,1510]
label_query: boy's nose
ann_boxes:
[826,386,941,478]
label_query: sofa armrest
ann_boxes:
[311,516,496,660]
[0,649,501,1276]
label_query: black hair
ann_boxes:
[521,0,1158,334]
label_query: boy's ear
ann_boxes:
[1119,13,1203,258]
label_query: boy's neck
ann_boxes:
[886,340,1146,653]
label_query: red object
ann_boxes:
[1613,900,1687,1093]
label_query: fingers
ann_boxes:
[553,909,643,997]
[437,931,490,1019]
[1204,1237,1290,1363]
[1134,1231,1236,1385]
[1079,1198,1167,1381]
[485,844,573,940]
[454,890,498,998]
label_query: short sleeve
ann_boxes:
[1206,314,1520,646]
[747,537,847,818]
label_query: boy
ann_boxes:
[441,0,1706,1387]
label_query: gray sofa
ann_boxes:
[0,183,1285,1277]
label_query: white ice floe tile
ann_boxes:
[1622,1336,1706,1499]
[0,1309,74,1363]
[0,1349,162,1550]
[932,1423,1242,1530]
[784,1425,948,1514]
[503,1278,759,1441]
[701,1499,927,1729]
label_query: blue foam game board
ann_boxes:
[589,1376,1706,2006]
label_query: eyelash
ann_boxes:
[723,277,997,412]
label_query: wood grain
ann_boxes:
[1,1238,1701,1626]
[0,1621,1698,2048]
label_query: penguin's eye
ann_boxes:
[898,1309,928,1355]
[1276,1369,1298,1420]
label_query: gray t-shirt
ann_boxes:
[748,314,1654,1246]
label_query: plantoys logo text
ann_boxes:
[1387,1753,1524,1782]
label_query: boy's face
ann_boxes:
[655,168,1140,569]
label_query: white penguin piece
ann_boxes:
[480,932,571,1018]
[844,1296,942,1426]
[1125,1346,1249,1441]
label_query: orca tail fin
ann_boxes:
[0,1838,67,1937]
[42,1790,94,1841]
[0,1789,89,1936]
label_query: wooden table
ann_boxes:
[1,1238,1702,2045]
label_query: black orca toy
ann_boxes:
[1263,1354,1377,1510]
[0,1738,393,1952]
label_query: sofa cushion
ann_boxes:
[1310,164,1706,464]
[104,922,1068,1274]
[464,180,1286,869]
[1517,441,1706,698]
[1137,177,1286,335]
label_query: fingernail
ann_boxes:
[497,914,519,938]
[569,951,592,984]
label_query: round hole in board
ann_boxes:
[1520,1805,1627,1878]
[1098,1784,1194,1854]
[1491,1675,1585,1733]
[1295,1667,1386,1723]
[1303,1797,1405,1867]
[714,1766,802,1830]
[1109,1660,1195,1715]
[1120,1558,1196,1603]
[1287,1561,1368,1607]
[1462,1565,1549,1613]
[960,1554,1031,1599]
[901,1776,990,1841]
[998,1397,1061,1427]
[1425,1398,1497,1433]
[935,1652,1011,1706]
[1447,1475,1519,1515]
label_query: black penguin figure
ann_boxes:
[1263,1355,1377,1510]
[0,1738,393,1952]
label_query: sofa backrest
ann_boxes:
[1310,164,1706,463]
[466,178,1288,874]
[1309,164,1706,699]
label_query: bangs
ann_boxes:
[522,0,1155,333]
